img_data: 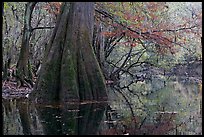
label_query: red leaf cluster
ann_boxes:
[43,2,62,16]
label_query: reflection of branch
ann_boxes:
[119,84,144,106]
[146,83,167,96]
[169,112,199,134]
[113,86,137,129]
[138,116,147,129]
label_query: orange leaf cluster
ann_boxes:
[97,2,202,54]
[43,2,62,16]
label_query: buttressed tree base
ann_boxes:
[29,2,108,104]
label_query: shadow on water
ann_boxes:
[2,98,107,135]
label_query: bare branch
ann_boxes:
[31,26,55,32]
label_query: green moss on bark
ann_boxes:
[60,48,79,102]
[77,50,93,101]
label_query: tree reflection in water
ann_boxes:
[2,77,202,135]
[3,98,107,135]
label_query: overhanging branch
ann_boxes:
[95,7,198,53]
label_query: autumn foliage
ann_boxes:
[96,2,202,54]
[43,2,62,16]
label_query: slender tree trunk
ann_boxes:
[30,2,107,104]
[16,2,36,87]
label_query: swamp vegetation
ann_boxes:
[2,2,202,135]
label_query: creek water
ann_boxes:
[2,75,202,135]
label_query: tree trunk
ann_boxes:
[93,22,106,74]
[16,2,36,87]
[30,2,107,104]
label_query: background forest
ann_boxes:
[2,2,202,86]
[2,2,202,135]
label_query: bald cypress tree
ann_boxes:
[29,2,108,104]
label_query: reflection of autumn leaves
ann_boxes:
[101,112,176,135]
[101,121,174,135]
[101,128,120,135]
[140,112,176,135]
[140,122,174,135]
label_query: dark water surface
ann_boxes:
[3,99,108,135]
[2,76,202,135]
